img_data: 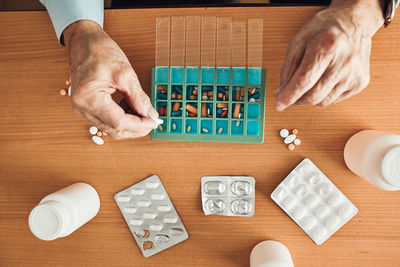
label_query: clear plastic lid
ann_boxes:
[381,146,400,188]
[29,200,67,241]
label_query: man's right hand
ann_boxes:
[63,20,161,139]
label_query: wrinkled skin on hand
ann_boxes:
[64,20,160,139]
[275,1,384,111]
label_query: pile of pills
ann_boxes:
[114,175,189,257]
[59,79,71,97]
[280,128,301,151]
[89,126,105,145]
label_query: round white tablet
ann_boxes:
[294,138,301,145]
[89,126,98,135]
[280,128,289,138]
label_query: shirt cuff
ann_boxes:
[39,0,104,45]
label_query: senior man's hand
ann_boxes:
[275,0,384,111]
[63,20,161,139]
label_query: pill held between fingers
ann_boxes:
[96,130,103,137]
[292,128,298,134]
[288,143,295,151]
[59,89,67,96]
[294,139,301,146]
[156,118,163,125]
[65,79,71,86]
[284,134,296,144]
[92,136,104,145]
[280,128,289,138]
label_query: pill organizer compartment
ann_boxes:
[151,67,266,143]
[201,176,256,217]
[271,158,358,245]
[114,175,189,257]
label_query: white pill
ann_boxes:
[151,193,165,200]
[279,129,289,138]
[129,218,143,226]
[294,184,308,198]
[131,187,145,195]
[143,212,157,220]
[312,227,327,241]
[339,205,354,218]
[149,224,163,231]
[137,200,151,207]
[217,127,223,134]
[316,205,330,218]
[328,194,343,207]
[235,120,241,127]
[158,125,164,131]
[319,183,332,196]
[92,136,104,145]
[146,181,159,189]
[285,173,298,187]
[163,216,178,224]
[294,139,301,146]
[157,205,171,212]
[249,98,256,103]
[325,215,340,229]
[172,122,177,130]
[186,125,191,132]
[308,173,321,185]
[89,126,98,135]
[202,95,208,100]
[282,196,297,210]
[68,85,71,96]
[116,195,131,203]
[302,216,317,230]
[123,207,137,214]
[305,195,319,208]
[293,206,307,220]
[202,128,209,133]
[273,187,285,200]
[284,134,296,144]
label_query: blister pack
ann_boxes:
[271,158,358,245]
[114,175,188,257]
[201,176,255,217]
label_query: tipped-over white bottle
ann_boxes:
[344,130,400,190]
[250,240,294,267]
[29,183,100,241]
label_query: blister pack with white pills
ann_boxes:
[201,176,255,217]
[271,158,358,245]
[114,175,188,257]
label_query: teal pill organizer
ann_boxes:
[151,66,266,143]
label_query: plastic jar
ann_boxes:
[344,130,400,190]
[29,183,100,241]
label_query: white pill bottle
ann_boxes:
[29,183,100,241]
[250,240,294,267]
[344,130,400,190]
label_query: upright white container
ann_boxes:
[29,183,100,241]
[344,130,400,190]
[250,240,294,267]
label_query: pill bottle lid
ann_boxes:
[29,200,67,241]
[256,261,293,267]
[381,146,400,188]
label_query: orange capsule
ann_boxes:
[288,144,295,151]
[193,89,198,95]
[96,131,103,137]
[217,103,228,108]
[177,94,182,100]
[59,89,67,96]
[172,102,181,112]
[292,128,298,135]
[65,80,71,86]
[185,104,198,114]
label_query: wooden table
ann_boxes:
[0,7,399,267]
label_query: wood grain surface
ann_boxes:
[0,7,399,267]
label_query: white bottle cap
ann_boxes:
[250,240,294,267]
[29,200,68,241]
[381,146,400,188]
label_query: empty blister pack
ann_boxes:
[271,158,358,245]
[201,176,255,217]
[114,175,188,257]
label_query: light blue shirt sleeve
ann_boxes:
[39,0,104,45]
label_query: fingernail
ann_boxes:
[155,118,163,125]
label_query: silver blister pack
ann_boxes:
[201,176,255,217]
[271,158,358,245]
[114,175,189,257]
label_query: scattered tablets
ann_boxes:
[92,135,104,145]
[271,158,358,245]
[59,89,67,96]
[89,126,98,135]
[114,175,189,257]
[201,176,255,217]
[280,128,301,150]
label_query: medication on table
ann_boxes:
[96,130,103,137]
[29,183,100,241]
[59,89,67,96]
[271,158,358,245]
[344,130,400,190]
[89,126,98,135]
[288,144,295,151]
[114,175,188,257]
[250,240,294,267]
[92,135,104,145]
[65,79,71,86]
[294,139,301,146]
[68,86,71,96]
[201,176,255,217]
[291,129,298,135]
[284,134,296,144]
